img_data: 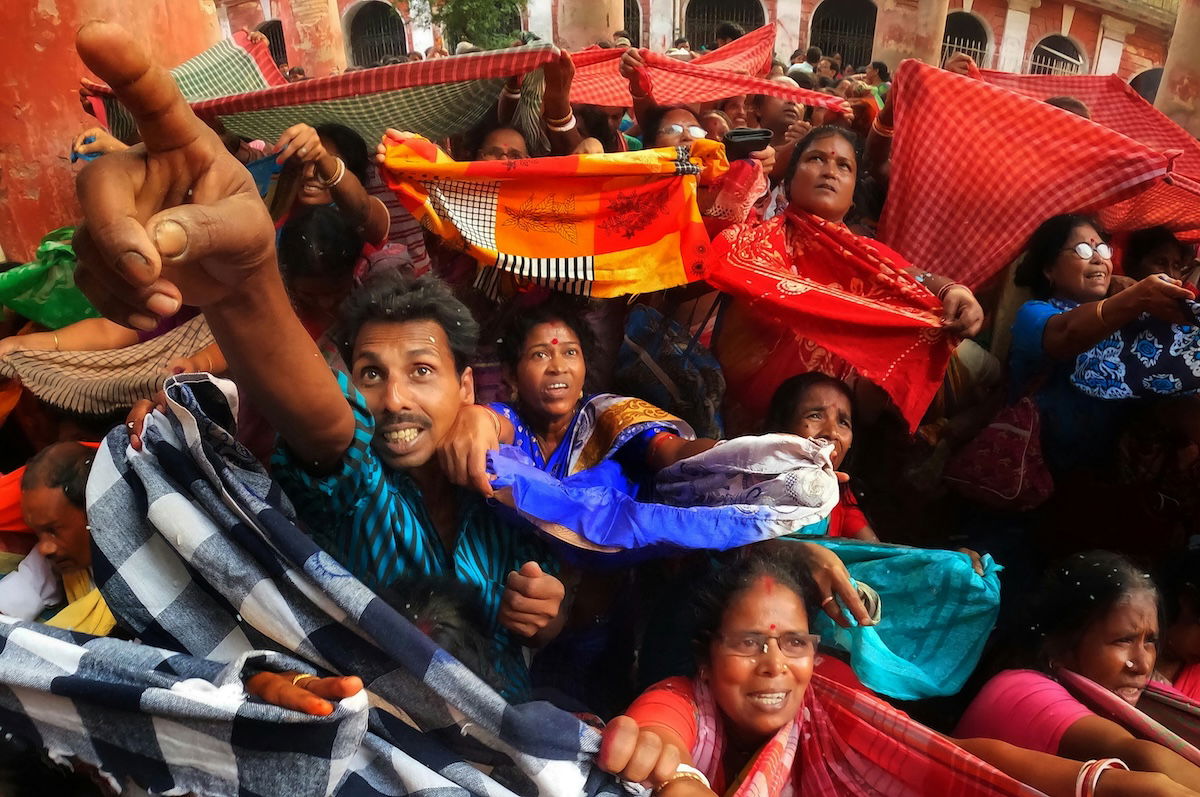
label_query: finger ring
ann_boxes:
[126,422,135,429]
[821,595,835,607]
[291,673,317,686]
[298,146,308,155]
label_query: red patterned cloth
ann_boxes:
[569,25,845,112]
[878,60,1186,288]
[707,209,953,432]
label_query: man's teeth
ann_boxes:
[384,428,420,444]
[747,692,787,707]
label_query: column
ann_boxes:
[1156,0,1200,137]
[647,0,674,51]
[995,0,1039,73]
[872,0,951,69]
[775,0,803,62]
[279,0,346,76]
[1094,15,1134,75]
[410,16,435,53]
[556,0,623,50]
[527,0,554,42]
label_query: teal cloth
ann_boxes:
[0,227,100,329]
[794,537,1002,701]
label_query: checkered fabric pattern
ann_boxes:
[878,61,1178,288]
[0,373,624,796]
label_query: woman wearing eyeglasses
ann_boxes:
[1010,214,1192,475]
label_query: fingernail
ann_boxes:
[147,292,180,316]
[153,220,187,258]
[129,313,157,331]
[118,251,152,280]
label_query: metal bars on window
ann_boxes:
[257,19,288,66]
[349,1,408,67]
[683,0,765,51]
[809,1,877,73]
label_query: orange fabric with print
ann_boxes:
[380,136,729,298]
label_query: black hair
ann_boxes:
[805,46,822,64]
[377,574,505,691]
[817,76,837,90]
[675,37,690,47]
[1013,214,1101,299]
[575,105,621,153]
[613,30,630,39]
[1045,95,1091,120]
[639,104,697,148]
[333,272,479,373]
[596,40,614,48]
[1125,226,1191,280]
[714,21,746,42]
[870,61,891,82]
[314,123,370,183]
[691,548,822,663]
[764,372,856,434]
[496,299,595,372]
[789,70,817,90]
[784,125,861,184]
[1029,550,1158,670]
[278,205,361,284]
[21,442,94,509]
[790,48,806,62]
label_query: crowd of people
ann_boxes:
[0,13,1199,797]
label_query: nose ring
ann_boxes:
[1125,660,1136,670]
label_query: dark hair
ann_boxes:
[784,125,860,184]
[278,205,361,284]
[1013,214,1101,299]
[639,104,696,147]
[22,442,94,509]
[691,548,822,663]
[314,123,370,183]
[613,30,630,40]
[817,76,837,90]
[1045,95,1091,120]
[1125,226,1190,280]
[675,37,690,47]
[764,372,856,434]
[575,105,621,152]
[789,70,817,90]
[714,21,746,42]
[334,273,479,372]
[805,46,822,64]
[1029,550,1158,670]
[790,48,806,62]
[596,40,614,48]
[870,61,890,82]
[496,299,595,372]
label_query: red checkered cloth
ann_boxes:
[878,60,1185,289]
[569,24,845,112]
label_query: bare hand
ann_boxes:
[619,48,652,98]
[749,145,775,175]
[956,547,985,576]
[438,404,502,496]
[499,561,565,639]
[125,391,167,451]
[273,123,327,166]
[597,716,687,787]
[941,285,985,337]
[1130,274,1194,324]
[543,48,576,97]
[244,670,363,717]
[71,22,275,330]
[782,119,812,145]
[73,127,128,157]
[796,541,874,627]
[245,30,268,47]
[943,52,978,77]
[1108,274,1136,295]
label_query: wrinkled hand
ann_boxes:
[273,123,327,166]
[597,716,691,788]
[0,334,46,358]
[71,22,275,330]
[125,391,167,451]
[73,127,128,157]
[796,541,874,627]
[749,145,775,175]
[438,404,502,496]
[245,671,363,717]
[619,48,653,98]
[943,52,978,77]
[1129,274,1194,324]
[941,285,985,337]
[783,118,812,145]
[499,562,565,639]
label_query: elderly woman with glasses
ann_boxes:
[1009,214,1192,476]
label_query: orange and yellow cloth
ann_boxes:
[380,135,729,298]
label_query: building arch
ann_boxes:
[343,0,408,67]
[940,10,991,68]
[683,0,767,51]
[1028,34,1087,75]
[808,0,878,73]
[255,19,288,66]
[1130,67,1163,103]
[622,0,642,45]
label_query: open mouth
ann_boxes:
[380,425,425,454]
[543,382,571,399]
[1114,684,1145,703]
[746,690,790,710]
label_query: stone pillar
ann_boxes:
[1156,0,1200,137]
[556,0,623,50]
[872,0,951,69]
[996,0,1039,73]
[527,0,555,42]
[647,0,674,51]
[775,0,803,62]
[279,0,345,76]
[1094,15,1134,75]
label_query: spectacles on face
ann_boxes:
[480,147,526,160]
[658,123,706,139]
[718,631,821,659]
[1063,241,1113,261]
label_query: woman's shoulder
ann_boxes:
[955,669,1091,754]
[625,677,700,745]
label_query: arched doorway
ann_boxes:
[1028,35,1085,75]
[256,19,287,66]
[623,0,642,45]
[346,0,408,67]
[809,0,877,73]
[1130,67,1163,103]
[684,0,765,51]
[940,11,989,68]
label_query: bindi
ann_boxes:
[550,338,558,345]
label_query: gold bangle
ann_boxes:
[544,111,573,126]
[203,352,214,372]
[1095,298,1108,326]
[291,673,317,686]
[53,333,60,351]
[653,771,708,796]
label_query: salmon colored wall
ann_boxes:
[948,0,1006,68]
[1025,0,1098,70]
[1120,27,1168,79]
[0,0,220,261]
[226,0,266,35]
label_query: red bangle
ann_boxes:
[646,432,677,463]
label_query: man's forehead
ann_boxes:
[354,319,453,357]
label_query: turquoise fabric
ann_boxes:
[794,537,1002,701]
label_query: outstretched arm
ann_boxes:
[71,22,354,472]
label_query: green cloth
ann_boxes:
[0,227,99,329]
